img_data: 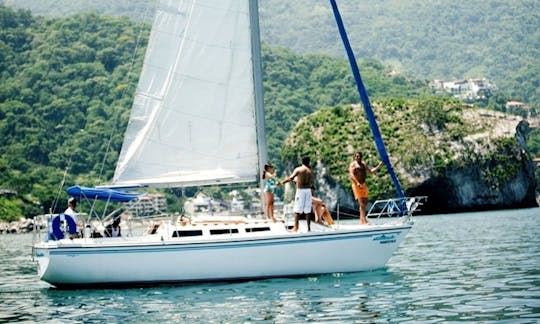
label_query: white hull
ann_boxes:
[34,219,411,288]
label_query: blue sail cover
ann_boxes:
[329,0,406,204]
[67,185,144,203]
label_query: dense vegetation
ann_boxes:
[4,0,539,109]
[0,6,432,221]
[0,7,149,220]
[282,98,531,202]
[1,0,152,22]
[262,47,429,166]
[0,6,537,221]
[281,98,462,198]
[260,0,540,110]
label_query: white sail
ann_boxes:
[113,0,266,188]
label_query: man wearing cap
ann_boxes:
[64,197,78,224]
[63,197,81,237]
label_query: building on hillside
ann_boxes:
[431,78,494,100]
[505,100,536,118]
[469,78,490,96]
[506,100,528,110]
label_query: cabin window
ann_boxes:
[173,230,203,237]
[210,228,239,235]
[246,227,271,232]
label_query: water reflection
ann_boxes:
[18,270,407,322]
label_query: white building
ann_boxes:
[432,78,493,100]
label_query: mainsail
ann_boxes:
[329,0,406,201]
[113,0,266,188]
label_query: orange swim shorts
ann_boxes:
[352,183,369,200]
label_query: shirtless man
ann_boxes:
[349,152,383,224]
[280,156,314,231]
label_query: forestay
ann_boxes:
[329,0,406,203]
[113,0,266,188]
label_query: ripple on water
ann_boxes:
[1,209,539,322]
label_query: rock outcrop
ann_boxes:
[406,115,537,214]
[282,101,538,215]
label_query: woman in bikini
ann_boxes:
[262,163,278,222]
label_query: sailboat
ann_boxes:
[33,0,425,288]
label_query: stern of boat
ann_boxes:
[33,243,51,280]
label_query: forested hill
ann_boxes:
[0,5,537,221]
[260,0,540,109]
[0,6,432,221]
[0,8,149,220]
[3,0,539,109]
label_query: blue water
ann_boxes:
[1,208,539,323]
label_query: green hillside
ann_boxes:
[0,7,430,221]
[260,0,540,109]
[284,98,539,214]
[282,98,527,201]
[4,0,539,109]
[262,47,430,165]
[0,7,149,220]
[0,6,537,221]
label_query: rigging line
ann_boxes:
[97,1,157,183]
[51,166,70,215]
[329,0,406,201]
[51,134,75,214]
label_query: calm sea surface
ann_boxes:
[0,208,539,323]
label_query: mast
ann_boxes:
[329,0,406,201]
[249,0,268,210]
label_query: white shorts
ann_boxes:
[293,188,312,214]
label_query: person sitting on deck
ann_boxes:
[104,210,122,237]
[311,187,335,226]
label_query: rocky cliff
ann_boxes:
[408,118,537,214]
[281,99,538,215]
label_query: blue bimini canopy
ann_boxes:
[66,185,144,203]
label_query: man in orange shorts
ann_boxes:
[349,152,383,224]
